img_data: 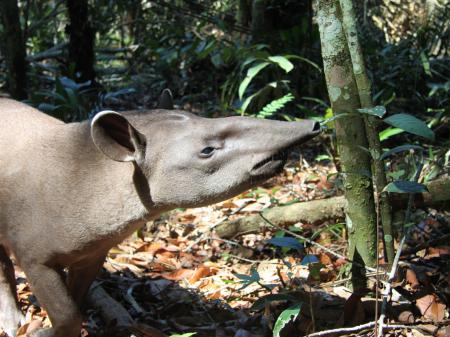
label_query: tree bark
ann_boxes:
[339,0,395,264]
[0,0,27,99]
[66,0,95,83]
[317,0,377,289]
[251,0,271,42]
[215,196,347,238]
[237,0,252,28]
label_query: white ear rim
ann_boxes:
[91,110,135,162]
[91,110,122,127]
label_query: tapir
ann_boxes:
[0,92,320,337]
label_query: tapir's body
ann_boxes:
[0,97,319,337]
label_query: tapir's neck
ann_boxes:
[62,122,159,240]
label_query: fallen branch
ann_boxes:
[87,282,134,327]
[305,321,414,337]
[215,196,347,238]
[88,282,168,337]
[215,176,450,238]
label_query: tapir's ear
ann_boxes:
[91,111,146,162]
[157,88,174,109]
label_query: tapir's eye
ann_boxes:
[199,146,215,158]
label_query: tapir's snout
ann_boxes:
[307,120,322,137]
[289,119,321,145]
[247,118,321,178]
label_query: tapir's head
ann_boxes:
[91,94,320,209]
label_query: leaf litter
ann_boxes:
[3,154,450,337]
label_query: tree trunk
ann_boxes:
[316,0,377,289]
[66,0,95,83]
[0,0,27,99]
[251,0,271,42]
[339,0,395,264]
[237,0,252,28]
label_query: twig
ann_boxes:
[185,202,250,252]
[258,213,378,273]
[377,162,424,337]
[306,321,413,336]
[125,282,145,314]
[376,235,406,337]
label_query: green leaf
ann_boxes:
[420,51,432,76]
[386,169,405,180]
[251,294,295,311]
[285,54,322,72]
[64,87,79,109]
[379,145,424,160]
[320,112,351,126]
[37,103,61,113]
[240,92,258,114]
[238,62,270,100]
[315,154,331,161]
[301,254,319,265]
[379,127,404,141]
[383,181,429,194]
[34,89,66,102]
[267,237,303,251]
[358,105,386,118]
[170,333,196,337]
[301,96,329,107]
[273,304,302,337]
[257,93,294,118]
[240,81,281,114]
[268,56,294,73]
[235,267,261,289]
[384,113,435,141]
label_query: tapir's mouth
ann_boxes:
[250,151,288,177]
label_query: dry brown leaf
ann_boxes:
[406,268,420,289]
[162,268,194,281]
[189,265,217,284]
[416,294,446,321]
[425,247,450,259]
[319,252,333,266]
[177,213,197,223]
[135,242,166,255]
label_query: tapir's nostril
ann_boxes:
[312,121,321,134]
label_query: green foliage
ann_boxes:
[267,236,303,251]
[357,105,386,118]
[257,93,295,118]
[27,77,93,122]
[384,113,435,141]
[273,304,302,337]
[235,53,319,117]
[383,181,428,194]
[26,76,136,122]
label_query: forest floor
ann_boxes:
[4,143,450,337]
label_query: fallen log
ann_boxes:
[215,176,450,238]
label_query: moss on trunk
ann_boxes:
[317,0,377,288]
[339,0,395,264]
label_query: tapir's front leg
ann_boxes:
[0,246,25,337]
[67,253,107,308]
[22,263,82,337]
